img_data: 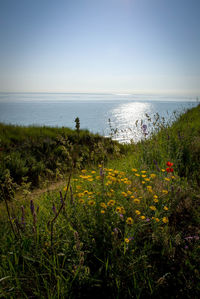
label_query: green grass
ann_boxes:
[0,105,200,298]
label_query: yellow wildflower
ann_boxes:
[162,217,169,223]
[135,210,141,215]
[135,173,140,177]
[130,195,135,199]
[121,207,126,214]
[149,206,156,211]
[155,218,160,222]
[107,200,116,207]
[154,199,159,203]
[88,178,93,182]
[145,178,150,181]
[100,202,107,209]
[88,200,95,206]
[125,238,130,243]
[141,170,146,173]
[101,210,105,214]
[153,195,158,199]
[142,181,145,184]
[121,191,127,197]
[116,207,121,213]
[132,168,137,172]
[162,190,168,194]
[79,199,85,204]
[163,206,168,211]
[150,174,156,179]
[164,178,170,181]
[133,198,140,204]
[161,169,166,172]
[126,217,133,225]
[91,171,96,174]
[140,215,145,220]
[141,174,146,178]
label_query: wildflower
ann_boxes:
[153,195,158,199]
[135,210,141,215]
[141,174,146,178]
[116,207,121,213]
[101,210,105,214]
[79,199,85,204]
[155,218,160,222]
[91,171,96,174]
[107,200,115,207]
[141,170,146,173]
[163,206,168,211]
[100,202,107,209]
[166,167,174,173]
[142,181,145,184]
[162,190,168,194]
[154,198,159,203]
[162,217,169,223]
[133,198,140,204]
[146,218,150,222]
[161,169,166,172]
[81,169,87,173]
[166,162,173,167]
[145,178,150,181]
[150,174,156,179]
[126,217,133,225]
[125,238,130,243]
[121,191,127,197]
[149,206,156,211]
[88,200,95,206]
[120,207,126,214]
[140,215,145,220]
[30,200,35,215]
[132,168,137,172]
[164,178,170,181]
[88,178,93,182]
[135,173,140,177]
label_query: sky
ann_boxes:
[0,0,200,95]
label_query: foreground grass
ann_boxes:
[0,105,200,298]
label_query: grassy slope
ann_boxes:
[0,105,200,298]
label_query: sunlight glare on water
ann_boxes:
[109,102,152,143]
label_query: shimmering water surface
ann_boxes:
[0,93,198,142]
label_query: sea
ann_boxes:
[0,92,198,143]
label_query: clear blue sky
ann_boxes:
[0,0,200,95]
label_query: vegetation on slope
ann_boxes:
[0,105,199,298]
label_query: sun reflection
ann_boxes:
[109,102,152,143]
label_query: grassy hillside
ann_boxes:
[0,122,123,195]
[0,105,199,298]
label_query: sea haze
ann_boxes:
[0,93,198,143]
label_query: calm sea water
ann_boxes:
[0,92,198,142]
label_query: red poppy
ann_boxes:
[166,161,173,167]
[166,167,174,173]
